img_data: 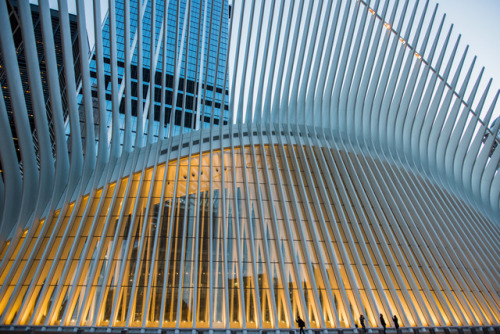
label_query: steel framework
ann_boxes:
[0,0,499,331]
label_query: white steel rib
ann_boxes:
[0,0,499,330]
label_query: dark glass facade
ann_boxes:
[85,0,229,146]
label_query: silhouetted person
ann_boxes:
[360,314,366,331]
[393,315,399,331]
[296,316,306,334]
[380,314,386,333]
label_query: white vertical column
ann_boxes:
[108,0,121,158]
[136,0,145,147]
[76,0,97,183]
[147,0,157,143]
[0,89,22,243]
[58,0,84,193]
[93,0,110,167]
[123,0,133,152]
[39,0,70,201]
[17,0,54,216]
[0,0,39,235]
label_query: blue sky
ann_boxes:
[436,0,500,122]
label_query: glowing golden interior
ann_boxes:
[0,146,498,329]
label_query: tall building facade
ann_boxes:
[0,0,81,164]
[83,0,229,150]
[0,0,499,332]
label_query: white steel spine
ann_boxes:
[58,0,83,194]
[0,0,39,237]
[17,0,54,219]
[93,0,110,168]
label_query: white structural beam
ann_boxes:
[0,0,498,331]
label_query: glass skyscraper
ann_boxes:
[83,0,229,148]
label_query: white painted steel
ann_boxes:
[0,0,499,331]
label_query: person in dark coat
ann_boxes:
[296,316,306,334]
[380,314,386,333]
[359,314,366,331]
[393,315,399,331]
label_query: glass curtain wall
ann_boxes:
[0,145,498,329]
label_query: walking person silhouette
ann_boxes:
[359,314,366,331]
[296,316,306,334]
[393,315,399,332]
[380,314,386,334]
